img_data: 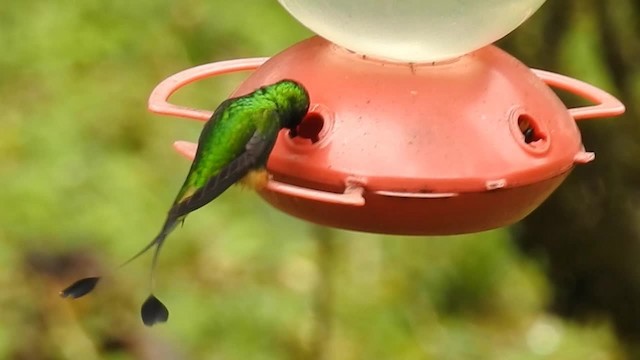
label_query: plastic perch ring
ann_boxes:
[147,39,625,235]
[147,59,625,204]
[148,59,625,122]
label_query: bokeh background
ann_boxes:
[1,0,638,359]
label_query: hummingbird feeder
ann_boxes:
[148,0,625,235]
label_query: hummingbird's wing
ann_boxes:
[168,129,278,219]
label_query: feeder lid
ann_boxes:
[232,37,593,195]
[278,0,547,62]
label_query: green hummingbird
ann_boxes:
[60,79,310,326]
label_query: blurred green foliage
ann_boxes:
[0,1,626,359]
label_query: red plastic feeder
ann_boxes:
[148,36,625,235]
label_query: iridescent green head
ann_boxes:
[266,79,310,131]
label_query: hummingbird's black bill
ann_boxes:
[60,277,100,299]
[141,294,169,326]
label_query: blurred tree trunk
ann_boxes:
[499,0,640,353]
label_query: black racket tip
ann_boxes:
[141,294,169,326]
[60,276,101,299]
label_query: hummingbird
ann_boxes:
[60,79,310,326]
